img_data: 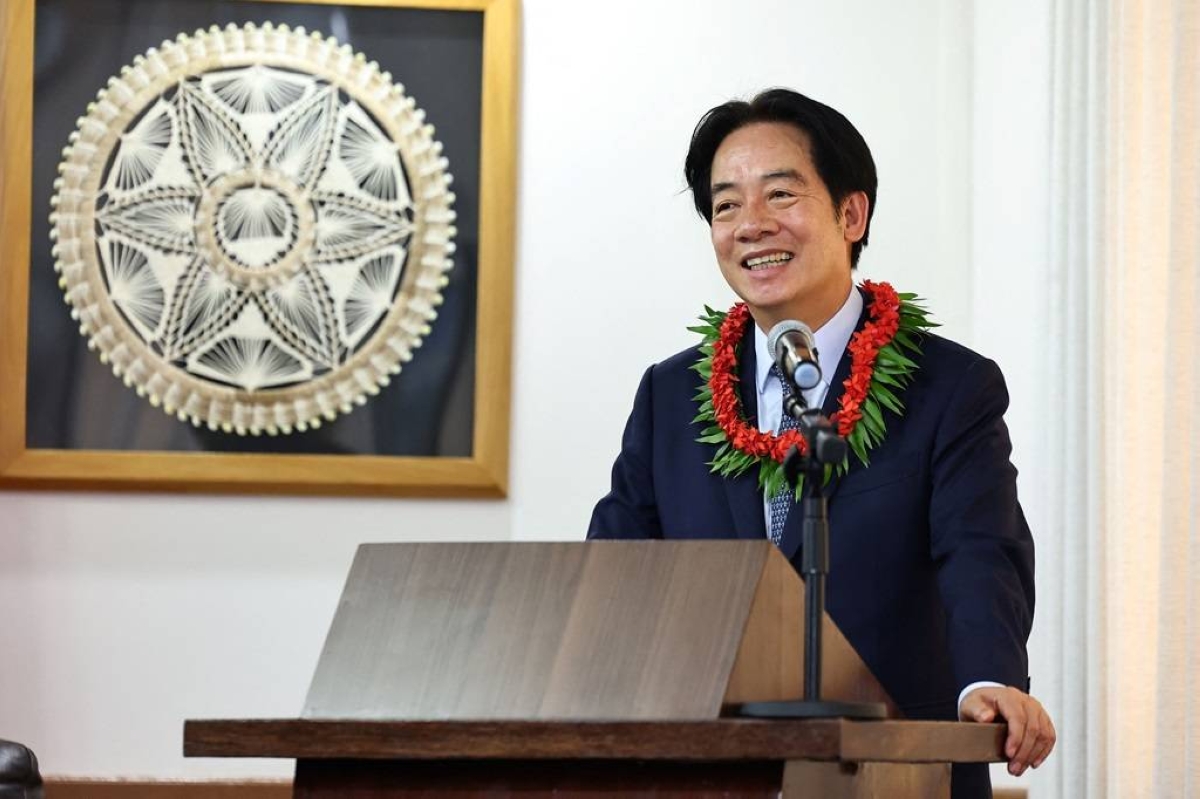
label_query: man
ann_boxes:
[587,89,1055,798]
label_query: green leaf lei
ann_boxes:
[687,281,937,498]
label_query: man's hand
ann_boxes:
[960,685,1056,776]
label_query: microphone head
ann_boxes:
[793,361,822,391]
[767,320,821,391]
[766,320,812,362]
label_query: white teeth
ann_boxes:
[744,253,793,270]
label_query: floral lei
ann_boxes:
[689,281,936,498]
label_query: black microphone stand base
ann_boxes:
[735,699,887,719]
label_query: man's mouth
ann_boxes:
[742,252,793,271]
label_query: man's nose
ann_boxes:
[735,201,778,240]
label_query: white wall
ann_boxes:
[0,0,1052,786]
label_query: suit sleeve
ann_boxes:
[928,357,1035,693]
[587,365,663,540]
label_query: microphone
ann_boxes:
[767,320,821,392]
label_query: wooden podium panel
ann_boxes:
[302,541,895,720]
[185,541,1003,798]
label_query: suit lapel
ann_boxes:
[778,288,871,556]
[721,317,766,540]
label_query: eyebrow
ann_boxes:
[710,169,807,196]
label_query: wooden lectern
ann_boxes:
[185,541,1004,797]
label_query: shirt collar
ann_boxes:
[754,285,864,394]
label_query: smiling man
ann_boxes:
[588,89,1055,799]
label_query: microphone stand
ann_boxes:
[737,390,886,720]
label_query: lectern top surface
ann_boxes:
[303,541,775,721]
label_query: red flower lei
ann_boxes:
[692,281,933,489]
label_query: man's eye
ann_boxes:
[770,190,793,200]
[713,201,735,215]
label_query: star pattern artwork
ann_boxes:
[51,23,456,435]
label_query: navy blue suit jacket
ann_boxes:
[588,294,1034,798]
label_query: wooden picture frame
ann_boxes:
[0,0,518,496]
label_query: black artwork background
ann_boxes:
[27,0,483,456]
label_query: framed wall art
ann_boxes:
[0,0,518,496]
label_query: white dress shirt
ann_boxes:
[750,285,1000,716]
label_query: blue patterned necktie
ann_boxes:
[768,364,802,546]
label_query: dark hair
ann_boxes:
[684,88,878,267]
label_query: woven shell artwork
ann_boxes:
[50,23,456,435]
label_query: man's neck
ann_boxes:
[751,278,855,334]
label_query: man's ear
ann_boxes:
[840,191,870,244]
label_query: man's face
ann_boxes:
[709,122,862,332]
